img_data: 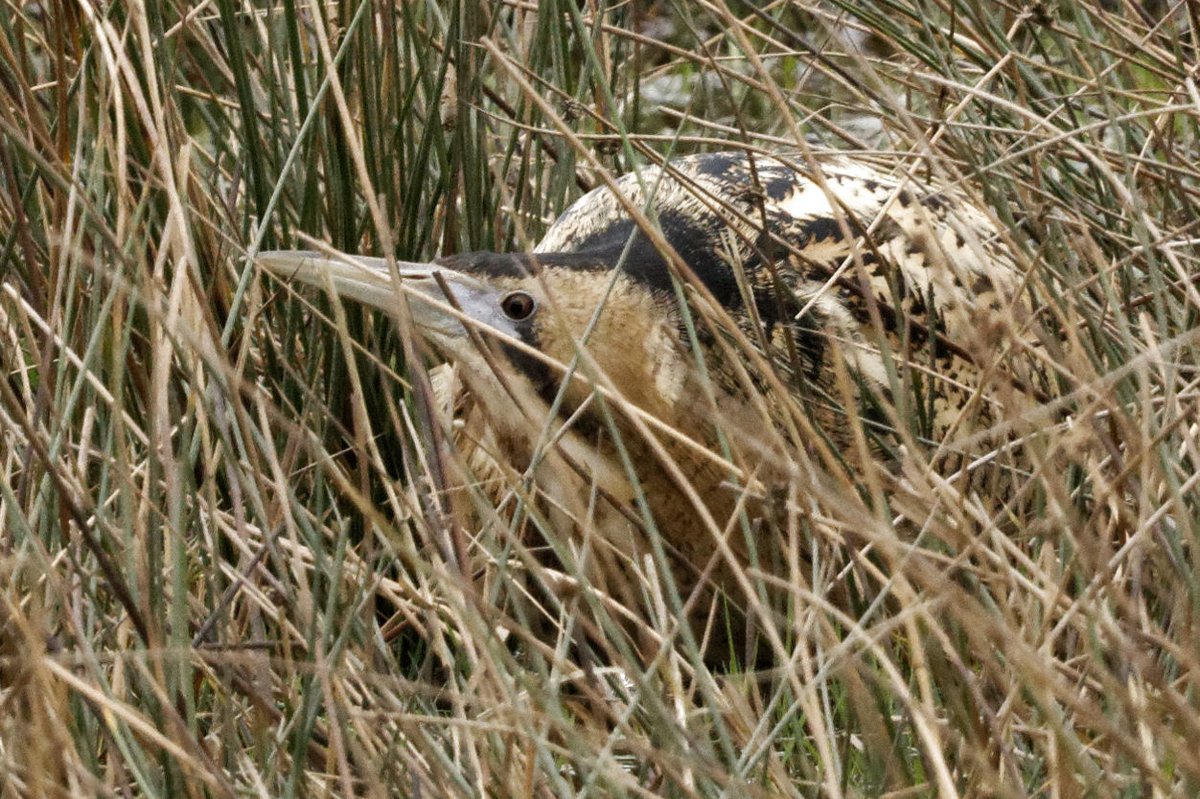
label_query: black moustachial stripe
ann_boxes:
[437,187,837,380]
[435,251,538,279]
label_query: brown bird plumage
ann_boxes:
[258,149,1038,663]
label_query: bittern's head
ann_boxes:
[257,250,696,423]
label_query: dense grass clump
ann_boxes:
[1,1,1198,795]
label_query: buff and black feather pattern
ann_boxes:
[407,150,1041,656]
[533,150,1034,441]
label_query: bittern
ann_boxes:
[259,150,1036,660]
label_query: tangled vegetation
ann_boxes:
[2,1,1198,796]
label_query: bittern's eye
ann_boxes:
[500,291,537,321]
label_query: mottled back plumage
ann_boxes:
[536,151,1033,444]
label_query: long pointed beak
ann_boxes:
[257,250,436,310]
[256,250,492,339]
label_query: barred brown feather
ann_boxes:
[536,151,1036,442]
[259,149,1042,664]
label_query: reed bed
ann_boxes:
[1,1,1198,796]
